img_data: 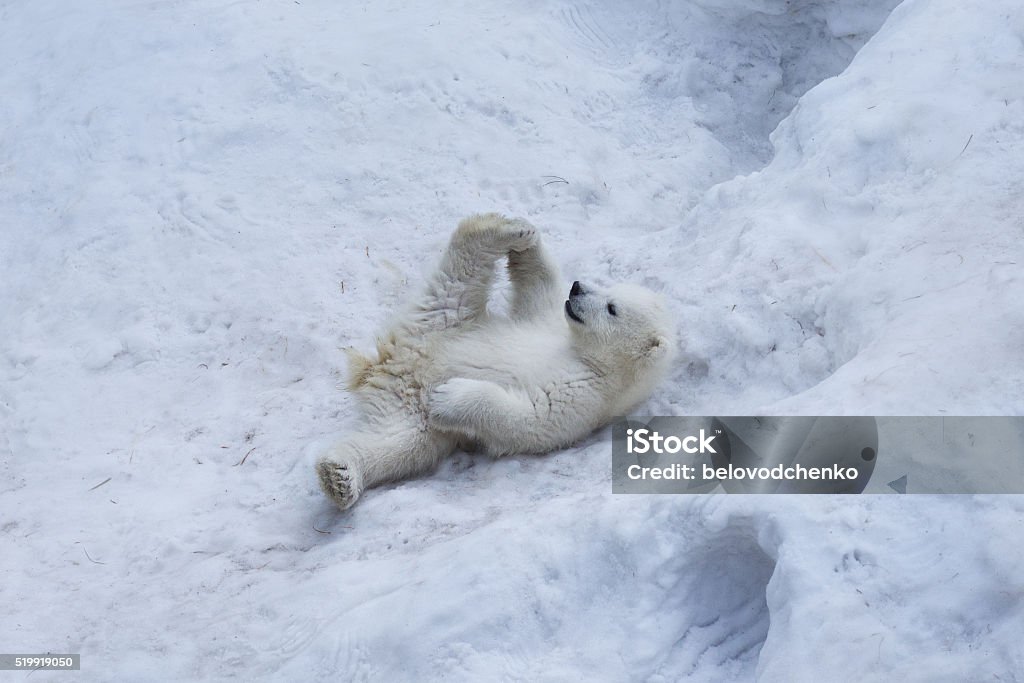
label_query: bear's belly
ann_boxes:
[434,321,575,389]
[355,320,580,423]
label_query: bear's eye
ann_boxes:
[607,303,617,316]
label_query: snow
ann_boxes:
[2,0,1022,680]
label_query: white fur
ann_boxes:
[316,213,676,509]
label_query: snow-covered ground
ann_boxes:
[3,0,1023,680]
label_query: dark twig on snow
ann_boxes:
[235,447,256,466]
[957,133,974,157]
[88,477,112,491]
[81,545,105,565]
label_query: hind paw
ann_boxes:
[316,458,363,511]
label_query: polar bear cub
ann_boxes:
[317,213,675,510]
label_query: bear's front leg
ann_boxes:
[429,377,607,457]
[507,237,564,321]
[428,378,536,450]
[413,215,540,332]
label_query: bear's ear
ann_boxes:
[643,334,671,363]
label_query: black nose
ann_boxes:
[570,281,582,296]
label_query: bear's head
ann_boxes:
[564,280,676,407]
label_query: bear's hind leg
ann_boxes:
[317,453,363,511]
[316,426,454,510]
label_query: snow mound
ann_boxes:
[649,0,1024,415]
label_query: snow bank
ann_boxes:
[651,0,1024,415]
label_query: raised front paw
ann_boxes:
[454,214,538,253]
[316,456,364,511]
[499,218,539,253]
